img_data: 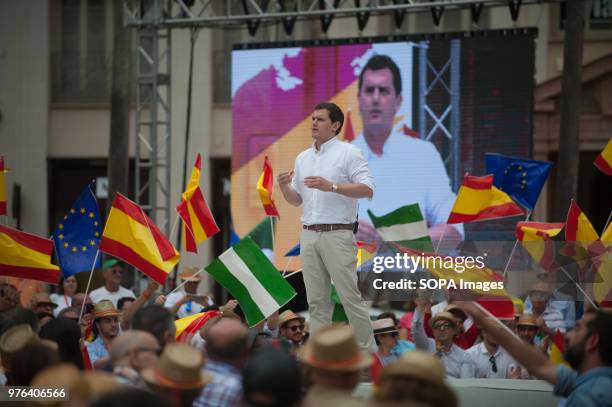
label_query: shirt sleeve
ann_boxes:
[412,308,435,352]
[347,145,375,193]
[423,143,464,238]
[553,365,578,398]
[290,155,302,197]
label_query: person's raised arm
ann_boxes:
[120,279,158,330]
[455,301,558,384]
[278,170,302,207]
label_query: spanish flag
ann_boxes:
[563,200,599,272]
[176,154,220,253]
[447,174,524,224]
[256,156,280,217]
[594,136,612,176]
[550,329,568,366]
[175,310,220,342]
[516,222,564,271]
[342,109,355,142]
[0,157,7,215]
[356,241,376,269]
[0,224,61,284]
[100,193,180,285]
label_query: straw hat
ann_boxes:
[298,325,371,371]
[70,372,124,403]
[444,304,467,321]
[142,343,212,390]
[372,318,398,336]
[31,363,81,406]
[93,300,122,320]
[178,267,202,282]
[429,311,459,329]
[31,292,58,309]
[0,324,40,368]
[516,314,538,327]
[379,350,446,385]
[278,310,305,328]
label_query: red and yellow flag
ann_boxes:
[516,222,564,271]
[447,174,524,224]
[0,224,60,284]
[256,156,280,217]
[343,109,355,142]
[0,157,7,215]
[566,200,599,242]
[594,136,612,176]
[550,329,568,366]
[100,193,180,285]
[175,310,220,342]
[176,154,220,253]
[356,241,377,269]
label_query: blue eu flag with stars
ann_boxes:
[485,153,553,211]
[52,183,103,277]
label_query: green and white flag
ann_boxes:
[367,204,433,251]
[205,237,296,327]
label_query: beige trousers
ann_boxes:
[300,228,375,352]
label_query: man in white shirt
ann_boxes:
[164,267,212,319]
[278,102,375,352]
[90,259,136,307]
[352,54,463,243]
[467,329,516,378]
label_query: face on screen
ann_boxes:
[358,68,402,135]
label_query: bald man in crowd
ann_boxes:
[110,330,161,387]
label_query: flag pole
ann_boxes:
[79,249,100,323]
[602,209,612,234]
[434,225,447,253]
[169,213,181,244]
[281,256,293,277]
[166,267,204,296]
[503,210,532,278]
[269,216,276,250]
[283,268,302,279]
[559,265,598,310]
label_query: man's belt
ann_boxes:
[302,223,354,232]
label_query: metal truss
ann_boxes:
[418,39,461,190]
[134,6,172,236]
[124,0,560,29]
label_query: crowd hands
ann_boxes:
[1,261,611,407]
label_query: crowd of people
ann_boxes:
[0,258,611,407]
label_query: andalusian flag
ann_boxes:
[176,154,220,253]
[175,310,220,342]
[550,329,568,366]
[516,222,564,271]
[594,136,612,176]
[205,237,296,327]
[100,193,180,285]
[256,156,280,217]
[0,157,7,215]
[367,204,433,251]
[356,241,377,269]
[0,224,61,284]
[447,174,524,224]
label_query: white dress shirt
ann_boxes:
[466,341,516,378]
[412,308,475,378]
[352,126,463,237]
[164,290,212,319]
[291,137,375,225]
[89,285,135,308]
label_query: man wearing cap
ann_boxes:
[164,267,212,319]
[277,102,375,352]
[86,300,122,369]
[412,302,475,378]
[371,317,415,383]
[90,259,135,308]
[299,325,370,406]
[277,310,305,356]
[466,328,517,378]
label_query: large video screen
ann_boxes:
[231,30,535,267]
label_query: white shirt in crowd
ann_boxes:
[466,341,517,379]
[89,285,135,307]
[291,137,375,225]
[412,308,475,378]
[49,293,72,316]
[163,290,213,319]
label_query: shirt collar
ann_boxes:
[480,342,501,357]
[313,136,338,153]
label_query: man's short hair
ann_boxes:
[314,102,344,135]
[587,309,612,366]
[117,296,135,311]
[358,54,402,96]
[132,305,175,348]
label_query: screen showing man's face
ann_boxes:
[358,68,402,135]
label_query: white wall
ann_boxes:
[0,1,49,235]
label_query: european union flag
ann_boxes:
[284,243,300,257]
[485,153,553,211]
[52,183,102,277]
